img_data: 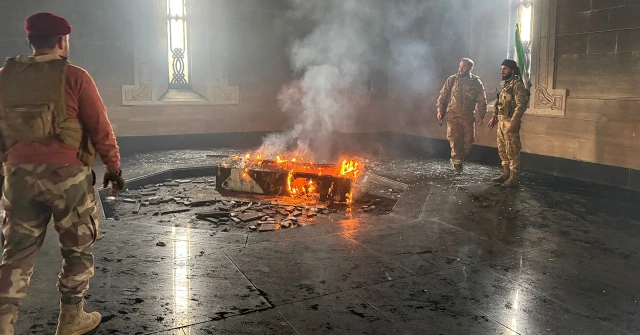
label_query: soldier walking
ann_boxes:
[0,12,125,334]
[437,58,488,174]
[487,59,529,188]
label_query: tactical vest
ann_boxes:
[0,55,96,166]
[496,77,521,117]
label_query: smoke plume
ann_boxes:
[259,0,449,161]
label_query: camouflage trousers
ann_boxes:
[447,117,475,164]
[497,116,522,172]
[0,164,97,310]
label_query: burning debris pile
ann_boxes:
[103,174,399,233]
[216,154,362,204]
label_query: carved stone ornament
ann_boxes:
[528,0,567,117]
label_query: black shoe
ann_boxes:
[454,164,463,174]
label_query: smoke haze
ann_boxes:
[259,0,492,161]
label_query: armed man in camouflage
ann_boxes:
[437,58,488,174]
[0,12,125,334]
[487,59,528,188]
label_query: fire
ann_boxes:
[345,192,353,205]
[340,159,359,179]
[287,170,317,196]
[234,151,362,204]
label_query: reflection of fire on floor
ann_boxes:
[103,172,406,233]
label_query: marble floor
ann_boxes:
[6,149,640,334]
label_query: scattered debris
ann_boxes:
[195,211,231,218]
[190,199,218,207]
[123,199,137,204]
[258,223,279,232]
[156,242,166,247]
[280,220,292,228]
[132,203,141,215]
[161,208,191,215]
[238,212,263,222]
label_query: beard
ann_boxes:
[501,72,513,80]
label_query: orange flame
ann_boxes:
[345,192,354,205]
[340,159,360,179]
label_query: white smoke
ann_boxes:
[259,0,441,161]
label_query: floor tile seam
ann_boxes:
[341,228,548,277]
[142,307,276,334]
[516,250,640,297]
[349,271,524,335]
[350,289,413,335]
[100,227,248,241]
[451,255,640,332]
[531,291,636,335]
[421,247,548,275]
[221,250,275,309]
[243,232,347,248]
[239,215,425,249]
[417,184,433,221]
[268,275,416,309]
[101,220,232,235]
[425,216,546,254]
[463,303,524,335]
[338,232,421,277]
[273,307,303,335]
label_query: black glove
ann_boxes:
[103,170,125,193]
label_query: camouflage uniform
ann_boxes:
[437,73,487,164]
[494,76,528,172]
[0,165,97,307]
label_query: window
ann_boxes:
[517,0,533,82]
[167,0,190,88]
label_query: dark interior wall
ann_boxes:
[0,0,296,139]
[0,1,135,116]
[384,0,510,147]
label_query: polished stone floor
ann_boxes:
[7,150,640,334]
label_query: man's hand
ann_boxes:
[103,170,125,195]
[476,116,484,125]
[437,111,444,126]
[487,116,498,130]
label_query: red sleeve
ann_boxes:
[76,70,121,172]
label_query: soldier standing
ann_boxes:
[437,58,488,174]
[487,59,528,188]
[0,12,125,334]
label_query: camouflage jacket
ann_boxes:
[437,73,487,120]
[494,76,528,122]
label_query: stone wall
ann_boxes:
[387,0,640,175]
[0,0,295,142]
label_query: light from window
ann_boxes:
[167,0,189,87]
[519,4,532,44]
[517,0,533,77]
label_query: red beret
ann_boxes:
[24,12,72,37]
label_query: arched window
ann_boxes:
[517,0,533,84]
[167,0,190,88]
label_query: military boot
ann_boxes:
[454,164,463,174]
[502,170,519,188]
[450,159,463,174]
[0,304,18,335]
[492,165,510,183]
[55,299,101,335]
